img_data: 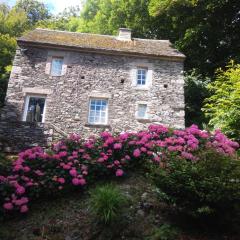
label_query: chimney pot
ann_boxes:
[118,28,132,41]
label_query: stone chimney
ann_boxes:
[118,28,132,41]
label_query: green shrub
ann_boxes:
[0,153,11,175]
[151,150,240,226]
[90,184,127,224]
[149,224,179,240]
[203,62,240,141]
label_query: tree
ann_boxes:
[37,6,81,32]
[78,0,153,37]
[0,3,29,107]
[203,62,240,140]
[0,34,16,107]
[184,70,210,127]
[149,0,240,76]
[0,4,28,37]
[15,0,50,26]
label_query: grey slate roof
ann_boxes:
[18,28,185,61]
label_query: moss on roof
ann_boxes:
[18,28,185,60]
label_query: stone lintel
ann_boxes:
[22,87,53,95]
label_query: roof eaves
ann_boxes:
[17,38,186,62]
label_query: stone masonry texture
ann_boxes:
[0,45,185,152]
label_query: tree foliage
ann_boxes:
[37,6,81,32]
[0,3,29,107]
[203,62,240,140]
[0,4,28,37]
[149,0,240,76]
[184,71,210,127]
[15,0,50,26]
[78,0,153,37]
[0,0,50,107]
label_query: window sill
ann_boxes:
[136,118,152,123]
[133,86,151,91]
[85,123,111,128]
[49,75,62,78]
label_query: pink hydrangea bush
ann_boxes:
[0,125,238,214]
[0,145,88,214]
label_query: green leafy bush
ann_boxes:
[151,150,240,226]
[148,224,179,240]
[90,184,127,224]
[203,62,240,141]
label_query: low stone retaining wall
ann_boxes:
[0,121,64,153]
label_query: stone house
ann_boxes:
[0,28,185,151]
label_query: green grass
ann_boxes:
[90,184,127,224]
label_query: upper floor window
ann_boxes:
[51,57,63,76]
[131,63,152,89]
[23,95,46,123]
[137,68,147,85]
[137,104,147,118]
[88,99,108,125]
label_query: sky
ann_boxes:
[2,0,82,14]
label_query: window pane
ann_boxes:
[101,105,106,111]
[96,100,102,106]
[89,99,108,124]
[51,58,63,76]
[89,117,94,124]
[137,79,142,85]
[89,110,95,117]
[26,97,45,122]
[137,68,147,85]
[95,115,100,122]
[138,104,147,118]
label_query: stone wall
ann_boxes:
[0,121,68,152]
[0,46,185,151]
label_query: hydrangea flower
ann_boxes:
[1,124,239,215]
[116,169,124,177]
[3,202,14,210]
[133,149,141,158]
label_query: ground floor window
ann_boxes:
[88,99,108,125]
[23,95,46,123]
[137,104,147,118]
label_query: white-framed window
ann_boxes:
[88,99,108,125]
[50,57,63,76]
[23,95,46,123]
[137,68,147,85]
[137,104,148,118]
[130,62,153,89]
